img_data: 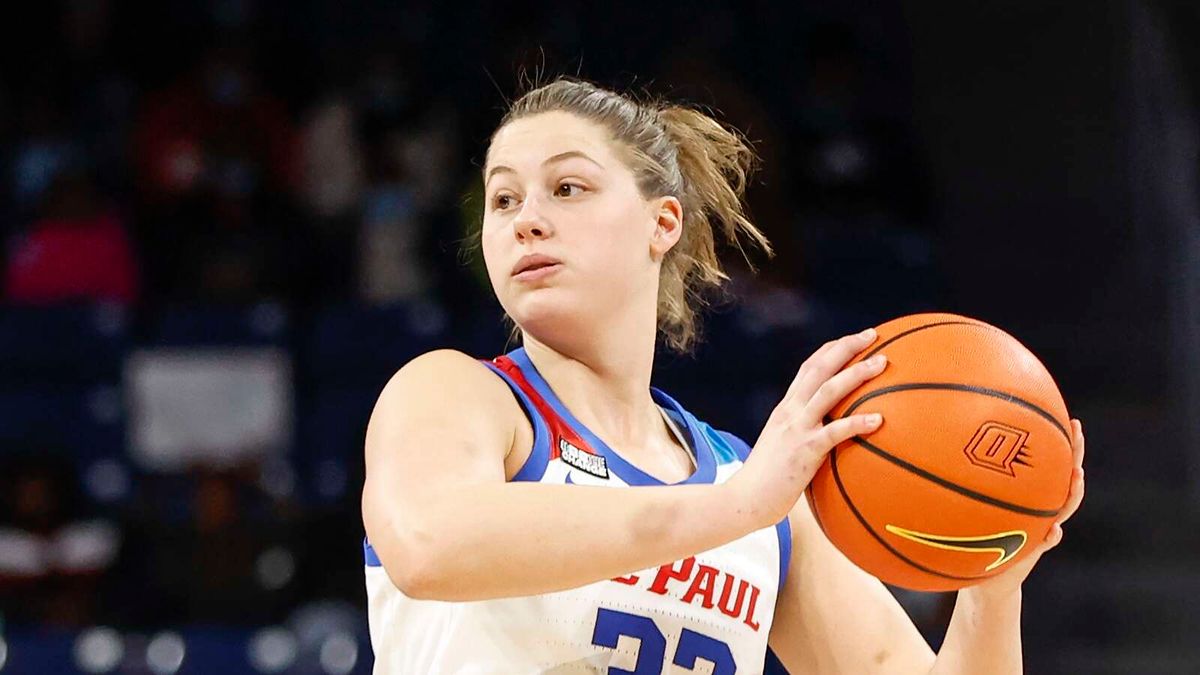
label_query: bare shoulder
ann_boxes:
[365,349,523,474]
[375,349,514,409]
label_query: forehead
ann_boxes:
[486,111,617,169]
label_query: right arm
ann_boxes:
[362,350,754,601]
[362,333,884,602]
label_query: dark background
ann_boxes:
[0,0,1195,673]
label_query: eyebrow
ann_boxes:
[485,150,605,186]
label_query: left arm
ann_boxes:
[767,489,934,674]
[768,420,1086,674]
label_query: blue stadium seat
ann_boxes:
[184,627,371,675]
[294,386,378,504]
[1,627,373,675]
[1,630,75,675]
[0,303,128,383]
[176,628,253,673]
[0,386,124,462]
[446,305,511,358]
[296,387,378,462]
[303,301,449,385]
[149,303,290,347]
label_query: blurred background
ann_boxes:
[0,0,1195,673]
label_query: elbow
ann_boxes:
[386,556,441,600]
[365,496,451,599]
[379,529,452,601]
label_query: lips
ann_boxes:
[511,253,562,277]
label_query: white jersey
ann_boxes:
[365,348,792,674]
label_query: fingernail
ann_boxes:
[869,354,887,368]
[860,328,877,340]
[866,413,882,426]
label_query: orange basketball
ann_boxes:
[807,313,1073,592]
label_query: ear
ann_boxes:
[649,195,683,261]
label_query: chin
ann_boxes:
[509,293,572,326]
[506,291,588,343]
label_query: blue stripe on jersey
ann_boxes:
[718,431,752,463]
[776,509,793,589]
[699,423,741,465]
[483,358,553,482]
[506,348,718,487]
[364,537,382,567]
[718,431,793,590]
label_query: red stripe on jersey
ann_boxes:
[487,355,599,460]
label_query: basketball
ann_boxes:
[807,313,1074,592]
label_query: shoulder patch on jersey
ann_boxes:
[559,438,609,478]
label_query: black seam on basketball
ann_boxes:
[848,436,1060,517]
[830,447,979,582]
[863,320,995,361]
[844,383,1070,442]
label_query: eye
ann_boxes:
[492,193,516,211]
[555,182,584,198]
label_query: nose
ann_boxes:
[512,197,553,242]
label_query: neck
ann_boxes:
[520,298,662,450]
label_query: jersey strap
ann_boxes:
[486,355,603,464]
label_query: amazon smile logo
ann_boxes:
[885,525,1028,572]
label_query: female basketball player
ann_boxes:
[361,78,1086,673]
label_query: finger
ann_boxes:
[804,329,865,365]
[811,413,884,455]
[1071,418,1086,468]
[1043,523,1064,549]
[787,335,853,399]
[1051,419,1087,524]
[803,353,888,425]
[1056,464,1086,524]
[789,328,878,403]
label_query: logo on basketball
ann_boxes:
[964,421,1031,476]
[885,525,1028,572]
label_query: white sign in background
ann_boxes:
[125,348,293,471]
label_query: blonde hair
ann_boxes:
[487,77,772,353]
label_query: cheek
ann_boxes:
[575,217,655,295]
[480,225,510,288]
[604,204,656,269]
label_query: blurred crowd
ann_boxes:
[0,1,937,670]
[0,1,933,314]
